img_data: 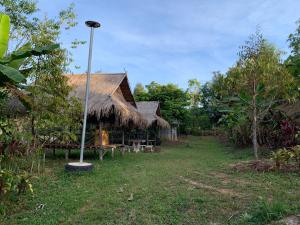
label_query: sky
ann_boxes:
[38,0,300,89]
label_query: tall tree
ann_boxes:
[285,18,300,97]
[0,1,83,148]
[224,31,295,158]
[187,79,201,107]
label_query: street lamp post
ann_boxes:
[65,20,101,172]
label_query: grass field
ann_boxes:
[1,136,300,225]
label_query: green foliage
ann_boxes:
[288,18,300,56]
[0,1,83,148]
[213,31,296,157]
[134,82,189,128]
[0,12,59,108]
[185,108,212,135]
[240,198,289,225]
[292,145,300,168]
[133,83,148,101]
[200,80,222,125]
[0,3,82,214]
[285,18,300,98]
[0,118,14,144]
[271,148,294,169]
[187,79,201,107]
[271,146,300,170]
[0,169,33,197]
[218,107,252,146]
[0,155,34,206]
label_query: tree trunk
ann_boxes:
[31,114,36,152]
[252,81,259,159]
[252,107,258,159]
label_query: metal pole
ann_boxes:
[80,27,95,163]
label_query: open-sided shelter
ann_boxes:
[136,101,170,145]
[66,73,146,145]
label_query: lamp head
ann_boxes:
[85,21,101,28]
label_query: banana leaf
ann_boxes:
[0,43,59,69]
[0,43,60,65]
[0,64,26,85]
[7,43,31,69]
[0,14,10,58]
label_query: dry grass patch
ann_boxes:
[179,176,244,198]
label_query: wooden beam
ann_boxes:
[99,122,103,146]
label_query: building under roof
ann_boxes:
[136,101,170,128]
[66,73,146,127]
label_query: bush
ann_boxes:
[0,169,33,197]
[271,148,294,169]
[271,145,300,171]
[261,110,298,149]
[291,145,300,168]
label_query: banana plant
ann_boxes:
[0,14,9,58]
[0,13,59,109]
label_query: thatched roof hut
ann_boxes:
[66,73,146,127]
[136,101,170,128]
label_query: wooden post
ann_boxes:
[111,147,114,158]
[64,149,69,160]
[99,149,103,161]
[146,130,149,145]
[99,122,103,146]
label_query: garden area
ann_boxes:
[1,1,300,224]
[1,136,300,225]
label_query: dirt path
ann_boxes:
[179,176,244,198]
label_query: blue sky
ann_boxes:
[38,0,300,89]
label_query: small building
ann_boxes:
[66,73,146,145]
[136,101,170,144]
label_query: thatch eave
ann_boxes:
[66,73,147,128]
[136,101,170,128]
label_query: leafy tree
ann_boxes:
[185,79,213,133]
[201,73,225,126]
[285,18,300,96]
[221,32,295,158]
[187,79,201,107]
[0,1,83,149]
[134,81,189,129]
[133,83,148,101]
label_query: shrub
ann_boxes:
[261,110,298,149]
[271,146,300,171]
[271,148,294,169]
[0,169,33,197]
[291,145,300,169]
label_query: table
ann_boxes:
[129,139,145,152]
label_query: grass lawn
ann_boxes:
[1,136,300,225]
